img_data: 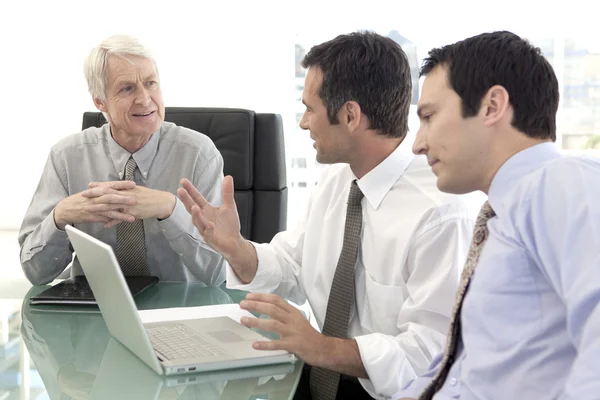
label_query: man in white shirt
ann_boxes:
[178,31,483,399]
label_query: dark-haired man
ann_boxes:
[179,31,484,399]
[395,30,600,400]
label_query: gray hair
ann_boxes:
[84,34,156,101]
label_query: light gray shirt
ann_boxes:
[18,121,226,286]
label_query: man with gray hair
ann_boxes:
[19,34,226,285]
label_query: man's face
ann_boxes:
[94,55,165,140]
[413,65,489,194]
[299,67,350,164]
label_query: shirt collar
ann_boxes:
[355,137,414,210]
[105,123,161,180]
[488,142,562,212]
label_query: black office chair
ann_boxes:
[82,107,288,243]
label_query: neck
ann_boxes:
[110,126,153,154]
[348,133,403,179]
[480,132,552,194]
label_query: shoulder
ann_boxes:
[50,125,104,157]
[402,155,486,222]
[158,121,220,160]
[516,155,600,211]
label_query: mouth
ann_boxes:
[132,111,156,118]
[428,159,439,167]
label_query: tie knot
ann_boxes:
[347,180,364,206]
[124,157,138,181]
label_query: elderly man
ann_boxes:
[19,34,225,286]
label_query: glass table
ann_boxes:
[0,280,303,399]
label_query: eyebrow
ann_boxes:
[115,74,158,87]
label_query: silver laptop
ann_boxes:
[65,225,295,376]
[90,338,296,400]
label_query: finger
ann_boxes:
[180,179,210,209]
[98,210,135,223]
[81,186,129,198]
[250,340,287,351]
[240,316,286,334]
[245,293,295,312]
[83,204,131,213]
[89,194,137,206]
[88,181,136,190]
[222,175,236,209]
[177,187,197,214]
[190,205,214,234]
[240,299,289,322]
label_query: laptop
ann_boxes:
[65,224,295,376]
[90,338,296,400]
[29,275,158,306]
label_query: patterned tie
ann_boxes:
[310,180,364,400]
[115,156,149,276]
[418,201,496,400]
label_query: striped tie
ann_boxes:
[115,156,149,276]
[310,180,364,400]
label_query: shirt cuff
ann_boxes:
[157,198,196,240]
[354,333,420,399]
[45,210,70,247]
[225,242,282,292]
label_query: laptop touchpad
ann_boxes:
[208,331,246,343]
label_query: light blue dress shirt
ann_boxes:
[396,142,600,399]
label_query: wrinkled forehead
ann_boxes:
[106,55,158,84]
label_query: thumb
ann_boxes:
[222,175,236,208]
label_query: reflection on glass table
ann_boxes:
[13,282,303,399]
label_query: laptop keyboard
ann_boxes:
[146,323,228,361]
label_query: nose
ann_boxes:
[412,126,428,155]
[134,84,151,106]
[299,111,309,131]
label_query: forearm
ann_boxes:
[224,239,258,284]
[19,210,73,285]
[316,337,368,378]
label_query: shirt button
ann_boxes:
[179,253,183,257]
[449,377,457,386]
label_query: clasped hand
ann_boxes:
[54,181,175,229]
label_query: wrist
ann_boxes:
[53,204,67,231]
[226,239,258,283]
[159,192,177,220]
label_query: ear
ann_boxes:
[93,96,108,113]
[342,101,362,132]
[481,85,510,127]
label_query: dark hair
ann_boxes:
[421,31,559,141]
[301,31,411,138]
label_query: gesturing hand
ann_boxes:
[177,176,244,258]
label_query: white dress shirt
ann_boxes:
[227,139,485,398]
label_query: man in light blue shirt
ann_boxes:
[396,31,600,399]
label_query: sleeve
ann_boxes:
[225,172,323,306]
[18,150,73,285]
[157,151,227,286]
[521,161,600,400]
[355,206,475,398]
